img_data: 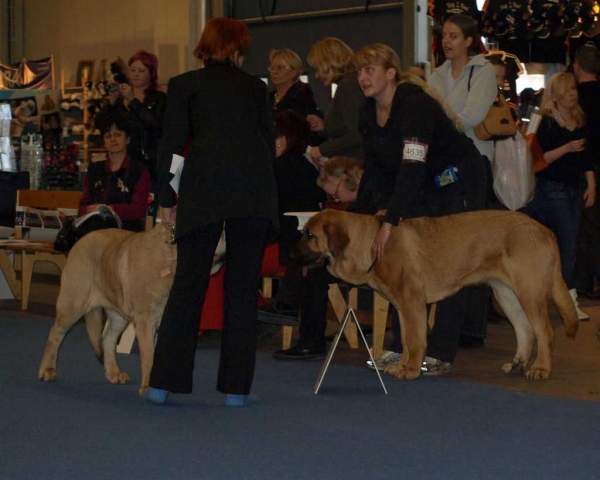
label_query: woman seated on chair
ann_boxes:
[79,116,151,232]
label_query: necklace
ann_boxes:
[376,105,391,126]
[554,111,576,131]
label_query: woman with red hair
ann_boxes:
[147,18,278,408]
[95,49,166,214]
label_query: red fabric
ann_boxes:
[198,242,286,334]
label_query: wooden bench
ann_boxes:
[0,189,82,309]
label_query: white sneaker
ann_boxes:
[366,350,401,370]
[569,288,590,321]
[420,357,452,376]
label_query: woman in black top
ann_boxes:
[268,49,320,119]
[527,72,595,319]
[355,44,490,374]
[147,18,278,407]
[95,50,166,196]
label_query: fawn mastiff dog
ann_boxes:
[292,209,579,380]
[39,222,226,395]
[38,223,177,395]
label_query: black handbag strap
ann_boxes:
[467,66,474,92]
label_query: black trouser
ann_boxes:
[150,217,270,395]
[574,190,600,292]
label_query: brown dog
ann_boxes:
[292,209,578,380]
[38,224,176,395]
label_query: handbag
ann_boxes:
[492,132,536,210]
[468,67,518,141]
[524,133,548,173]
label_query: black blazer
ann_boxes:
[157,62,279,239]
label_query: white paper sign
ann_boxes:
[169,154,185,194]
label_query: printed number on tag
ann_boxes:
[403,142,427,163]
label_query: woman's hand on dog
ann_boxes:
[372,222,392,262]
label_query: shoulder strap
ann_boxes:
[467,66,474,92]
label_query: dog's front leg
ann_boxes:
[385,299,427,380]
[135,315,158,396]
[103,310,131,386]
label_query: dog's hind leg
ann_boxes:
[489,280,535,375]
[518,295,553,380]
[102,309,131,385]
[135,315,158,396]
[84,307,104,362]
[38,296,89,382]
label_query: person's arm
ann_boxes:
[109,169,151,220]
[383,95,434,226]
[584,170,596,208]
[537,116,586,164]
[457,64,498,130]
[255,80,275,161]
[157,76,190,208]
[319,79,364,157]
[127,91,166,133]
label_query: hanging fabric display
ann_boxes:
[0,57,54,90]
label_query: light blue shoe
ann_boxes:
[145,387,169,405]
[225,394,258,407]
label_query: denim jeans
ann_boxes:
[526,177,584,289]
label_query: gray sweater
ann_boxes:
[429,54,497,161]
[319,72,365,162]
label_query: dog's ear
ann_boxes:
[324,222,350,259]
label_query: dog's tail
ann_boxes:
[84,308,104,362]
[552,265,578,338]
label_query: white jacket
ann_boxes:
[429,54,498,161]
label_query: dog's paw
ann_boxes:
[105,371,131,385]
[525,367,550,380]
[384,363,403,376]
[384,363,420,380]
[394,367,421,380]
[39,368,57,382]
[501,360,525,374]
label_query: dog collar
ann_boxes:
[367,258,377,273]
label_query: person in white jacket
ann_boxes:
[429,14,498,162]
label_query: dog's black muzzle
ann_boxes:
[289,240,328,268]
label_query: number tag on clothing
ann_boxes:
[402,141,427,163]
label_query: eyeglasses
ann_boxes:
[332,175,346,202]
[269,66,295,72]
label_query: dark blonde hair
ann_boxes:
[307,38,355,83]
[541,72,585,128]
[194,18,251,62]
[317,156,363,192]
[269,49,303,80]
[355,43,402,82]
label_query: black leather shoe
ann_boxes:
[272,344,326,360]
[257,301,299,326]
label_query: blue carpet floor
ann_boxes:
[0,313,598,480]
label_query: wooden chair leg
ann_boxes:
[282,325,293,350]
[20,254,34,310]
[116,323,136,354]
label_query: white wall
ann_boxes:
[23,0,195,88]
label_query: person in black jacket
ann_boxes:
[95,50,166,216]
[268,49,320,119]
[146,18,279,407]
[355,44,490,375]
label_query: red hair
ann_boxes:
[128,50,160,92]
[193,17,251,62]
